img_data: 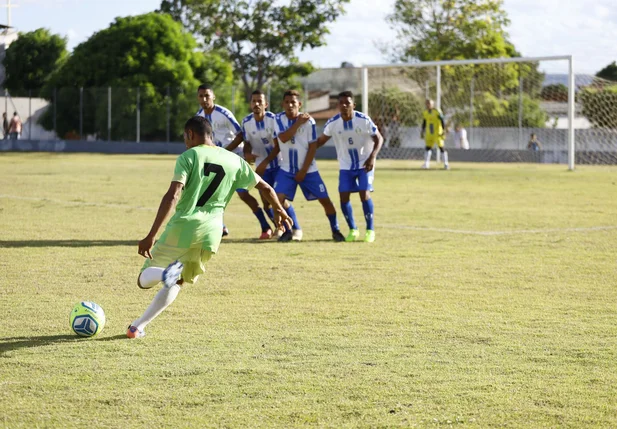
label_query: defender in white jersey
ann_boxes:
[196,84,273,239]
[274,89,344,242]
[227,89,297,237]
[315,91,384,243]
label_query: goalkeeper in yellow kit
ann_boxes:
[421,99,449,170]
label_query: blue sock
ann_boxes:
[362,199,375,231]
[265,208,274,222]
[340,201,357,230]
[327,213,339,232]
[286,204,300,231]
[253,208,270,232]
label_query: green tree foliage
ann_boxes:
[159,0,347,101]
[541,84,568,102]
[596,61,617,82]
[369,87,423,147]
[385,0,545,128]
[41,13,233,140]
[3,28,67,94]
[451,92,547,128]
[386,0,512,62]
[579,85,617,129]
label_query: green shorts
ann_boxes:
[141,241,213,284]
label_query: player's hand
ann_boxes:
[364,156,376,172]
[297,113,311,124]
[274,209,293,232]
[138,235,155,259]
[244,153,257,163]
[294,170,307,183]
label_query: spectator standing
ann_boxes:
[527,133,541,151]
[2,113,9,139]
[8,112,22,140]
[454,124,469,150]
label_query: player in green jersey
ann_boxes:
[127,116,292,339]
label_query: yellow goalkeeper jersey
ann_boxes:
[423,108,444,137]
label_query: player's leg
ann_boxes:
[357,169,376,243]
[274,170,302,242]
[438,140,449,169]
[129,243,192,338]
[423,140,434,169]
[236,189,272,239]
[300,171,344,241]
[338,169,359,242]
[260,168,278,229]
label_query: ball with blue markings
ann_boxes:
[70,301,106,337]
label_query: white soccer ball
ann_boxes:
[69,301,106,337]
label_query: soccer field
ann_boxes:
[1,153,616,428]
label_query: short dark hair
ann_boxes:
[13,111,17,116]
[184,116,213,140]
[338,91,354,99]
[283,89,301,98]
[251,89,265,97]
[197,83,213,92]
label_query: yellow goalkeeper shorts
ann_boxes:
[425,136,445,149]
[141,241,213,285]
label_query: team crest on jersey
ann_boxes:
[355,128,363,134]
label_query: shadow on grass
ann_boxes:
[0,334,128,355]
[0,240,136,248]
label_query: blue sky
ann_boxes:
[6,0,617,74]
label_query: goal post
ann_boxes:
[361,56,581,170]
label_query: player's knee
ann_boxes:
[359,191,371,202]
[339,192,351,203]
[439,147,446,153]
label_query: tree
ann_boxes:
[40,13,233,141]
[369,87,424,147]
[596,61,617,82]
[541,84,568,102]
[159,0,348,101]
[450,92,547,128]
[384,0,545,129]
[579,85,617,129]
[385,0,513,63]
[3,28,67,94]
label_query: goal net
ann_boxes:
[359,57,617,167]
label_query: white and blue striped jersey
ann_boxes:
[324,111,377,170]
[241,111,281,170]
[275,113,318,174]
[196,105,242,150]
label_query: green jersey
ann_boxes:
[158,145,259,252]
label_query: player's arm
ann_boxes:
[364,129,384,172]
[295,141,317,183]
[225,132,244,152]
[314,134,331,148]
[439,115,446,136]
[277,113,310,143]
[138,181,184,259]
[256,138,280,176]
[243,141,257,163]
[255,179,292,231]
[420,119,426,138]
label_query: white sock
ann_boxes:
[138,267,165,289]
[425,150,432,166]
[132,284,181,331]
[443,151,449,166]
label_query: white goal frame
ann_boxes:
[361,55,576,170]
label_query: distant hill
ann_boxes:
[543,74,595,88]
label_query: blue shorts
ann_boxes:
[261,167,279,187]
[274,170,329,201]
[339,169,375,193]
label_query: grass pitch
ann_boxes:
[1,153,616,428]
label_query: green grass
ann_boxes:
[1,153,616,428]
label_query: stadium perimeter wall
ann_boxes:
[1,140,613,165]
